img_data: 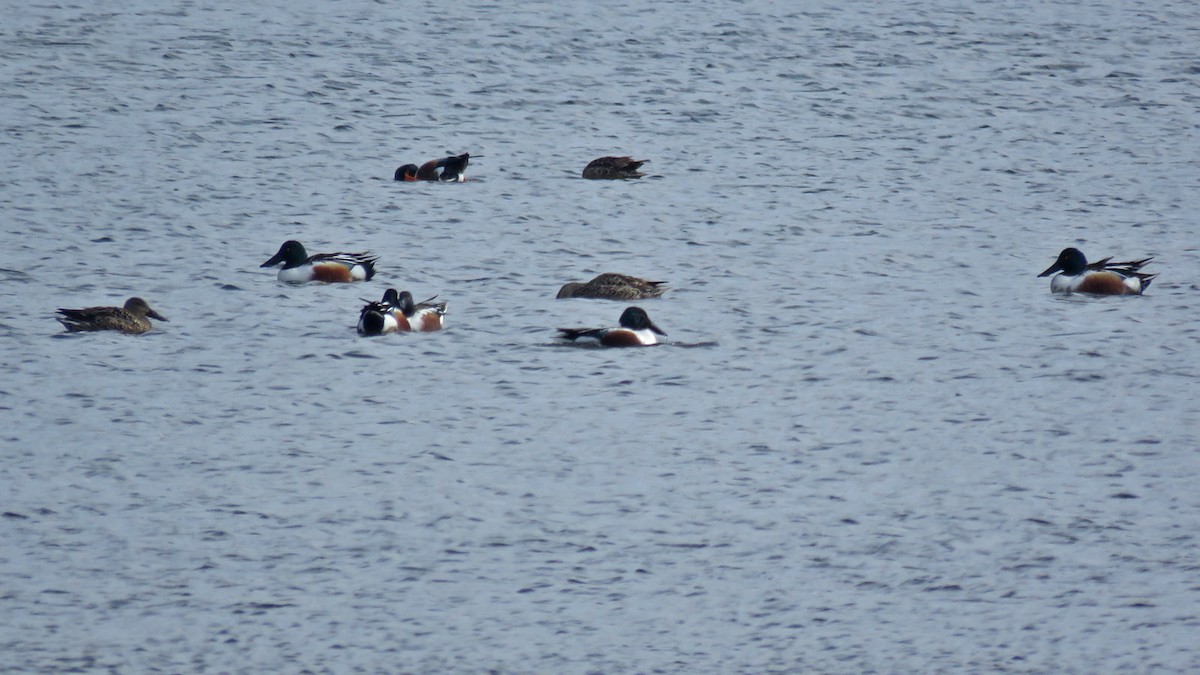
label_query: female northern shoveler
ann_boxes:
[582,156,648,180]
[261,240,378,283]
[57,297,168,334]
[556,273,668,300]
[558,306,666,347]
[357,289,447,335]
[1038,247,1156,295]
[395,153,473,182]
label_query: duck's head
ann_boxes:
[1039,247,1088,277]
[262,240,307,268]
[619,306,665,335]
[125,297,168,321]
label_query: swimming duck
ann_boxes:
[56,297,168,334]
[557,307,666,347]
[395,153,472,182]
[582,156,648,179]
[357,289,447,335]
[556,273,668,300]
[261,240,378,283]
[1038,247,1156,295]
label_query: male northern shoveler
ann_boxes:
[358,288,402,335]
[395,290,447,331]
[261,240,378,283]
[558,306,666,347]
[57,297,168,334]
[396,153,473,182]
[357,289,447,335]
[582,156,648,180]
[556,273,668,300]
[1038,247,1156,295]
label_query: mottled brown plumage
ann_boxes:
[57,297,168,334]
[556,273,668,300]
[582,156,647,179]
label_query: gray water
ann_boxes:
[2,1,1199,672]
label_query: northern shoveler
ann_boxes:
[582,156,648,180]
[357,289,447,335]
[556,273,668,300]
[395,153,473,182]
[1038,247,1156,295]
[57,297,168,334]
[358,288,402,335]
[261,240,378,283]
[558,306,666,347]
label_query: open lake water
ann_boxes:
[2,0,1198,672]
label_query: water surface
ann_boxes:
[2,1,1198,672]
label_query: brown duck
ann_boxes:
[556,273,667,300]
[582,156,648,179]
[57,297,168,334]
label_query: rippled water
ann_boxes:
[3,1,1199,672]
